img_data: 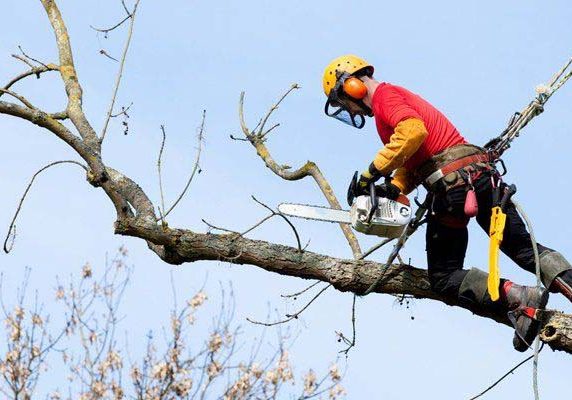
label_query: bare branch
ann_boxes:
[90,14,132,34]
[43,9,107,150]
[238,89,361,258]
[359,238,395,260]
[337,294,357,355]
[0,101,84,153]
[16,46,49,69]
[162,110,206,219]
[157,125,167,224]
[469,344,545,400]
[201,219,240,235]
[1,64,59,98]
[0,88,35,109]
[257,83,299,137]
[4,160,88,253]
[110,102,132,118]
[11,54,35,69]
[247,284,331,327]
[251,196,302,252]
[98,49,119,62]
[281,281,321,299]
[100,0,141,142]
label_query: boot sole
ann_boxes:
[513,288,549,352]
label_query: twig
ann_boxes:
[256,83,299,137]
[98,49,119,62]
[0,88,35,109]
[1,65,58,99]
[229,134,249,142]
[247,284,331,326]
[281,281,321,298]
[251,196,302,251]
[468,344,544,400]
[201,219,240,235]
[3,160,88,253]
[359,238,395,260]
[338,294,357,355]
[12,54,34,69]
[202,206,297,251]
[16,46,49,69]
[157,125,167,224]
[110,102,132,118]
[121,0,131,15]
[259,123,280,139]
[100,0,140,142]
[161,110,206,219]
[90,14,133,34]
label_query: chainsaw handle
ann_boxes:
[366,181,378,223]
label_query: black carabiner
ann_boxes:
[494,158,508,176]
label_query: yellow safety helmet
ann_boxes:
[322,54,374,97]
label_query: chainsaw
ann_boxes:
[278,172,412,239]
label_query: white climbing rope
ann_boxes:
[512,199,541,400]
[487,56,572,157]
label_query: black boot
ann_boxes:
[504,283,549,352]
[550,270,572,304]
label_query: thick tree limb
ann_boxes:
[113,218,572,353]
[40,0,101,152]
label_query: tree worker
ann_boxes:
[322,54,572,351]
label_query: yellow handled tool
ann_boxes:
[488,184,517,301]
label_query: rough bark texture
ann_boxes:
[2,0,572,355]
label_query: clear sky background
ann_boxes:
[1,0,571,398]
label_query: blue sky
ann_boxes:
[1,0,572,398]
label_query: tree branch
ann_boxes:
[113,219,572,353]
[161,110,206,219]
[1,64,59,98]
[4,160,88,253]
[100,0,140,143]
[40,0,101,152]
[238,89,362,258]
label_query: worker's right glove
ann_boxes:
[375,178,400,200]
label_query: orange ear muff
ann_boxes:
[343,77,368,100]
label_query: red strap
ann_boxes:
[521,306,537,320]
[438,153,491,178]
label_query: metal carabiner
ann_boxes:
[494,158,508,176]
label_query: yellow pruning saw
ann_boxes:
[488,184,517,301]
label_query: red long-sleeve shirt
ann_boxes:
[372,83,466,171]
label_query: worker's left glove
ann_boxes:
[356,164,382,196]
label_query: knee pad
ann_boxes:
[539,251,572,288]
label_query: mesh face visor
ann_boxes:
[324,72,367,129]
[324,100,365,129]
